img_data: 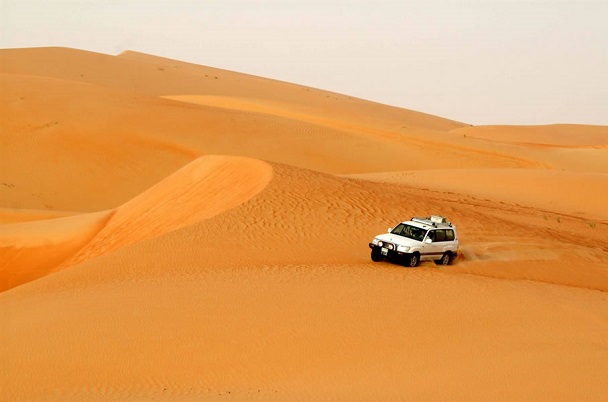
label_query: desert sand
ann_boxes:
[1,47,607,401]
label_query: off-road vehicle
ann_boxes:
[369,215,459,267]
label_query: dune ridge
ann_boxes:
[0,155,272,291]
[63,155,272,268]
[1,47,608,401]
[451,124,608,147]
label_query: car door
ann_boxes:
[422,229,445,260]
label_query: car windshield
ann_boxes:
[391,223,427,242]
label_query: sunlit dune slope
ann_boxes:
[2,161,608,400]
[0,47,465,132]
[449,124,608,173]
[0,156,271,292]
[1,46,606,301]
[2,59,545,214]
[2,46,608,401]
[348,168,608,220]
[123,163,608,291]
[64,155,272,268]
[8,159,607,293]
[4,48,563,179]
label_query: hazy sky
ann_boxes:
[1,0,607,125]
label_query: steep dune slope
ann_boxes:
[0,156,271,292]
[0,210,111,291]
[63,155,272,268]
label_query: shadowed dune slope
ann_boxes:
[0,208,78,224]
[0,210,111,291]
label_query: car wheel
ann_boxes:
[371,248,383,262]
[408,253,419,267]
[439,252,451,266]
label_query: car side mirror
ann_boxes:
[388,228,392,233]
[425,238,432,244]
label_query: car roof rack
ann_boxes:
[410,215,453,227]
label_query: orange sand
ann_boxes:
[1,47,607,401]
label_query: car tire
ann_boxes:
[371,248,383,262]
[407,253,419,267]
[438,252,451,266]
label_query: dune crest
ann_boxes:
[62,155,272,268]
[0,156,272,291]
[451,124,608,147]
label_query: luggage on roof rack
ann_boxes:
[430,215,448,224]
[410,215,452,227]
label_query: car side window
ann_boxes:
[445,229,455,241]
[413,227,426,241]
[435,230,446,242]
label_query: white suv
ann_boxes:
[369,216,459,267]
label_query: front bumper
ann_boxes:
[369,243,410,259]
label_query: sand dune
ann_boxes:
[64,155,272,268]
[0,208,78,224]
[0,156,271,291]
[0,210,111,291]
[0,47,466,132]
[1,47,608,401]
[348,168,608,220]
[451,124,608,147]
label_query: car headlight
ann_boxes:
[378,241,384,247]
[397,245,410,252]
[372,238,379,245]
[387,244,394,250]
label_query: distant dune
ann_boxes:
[1,47,607,401]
